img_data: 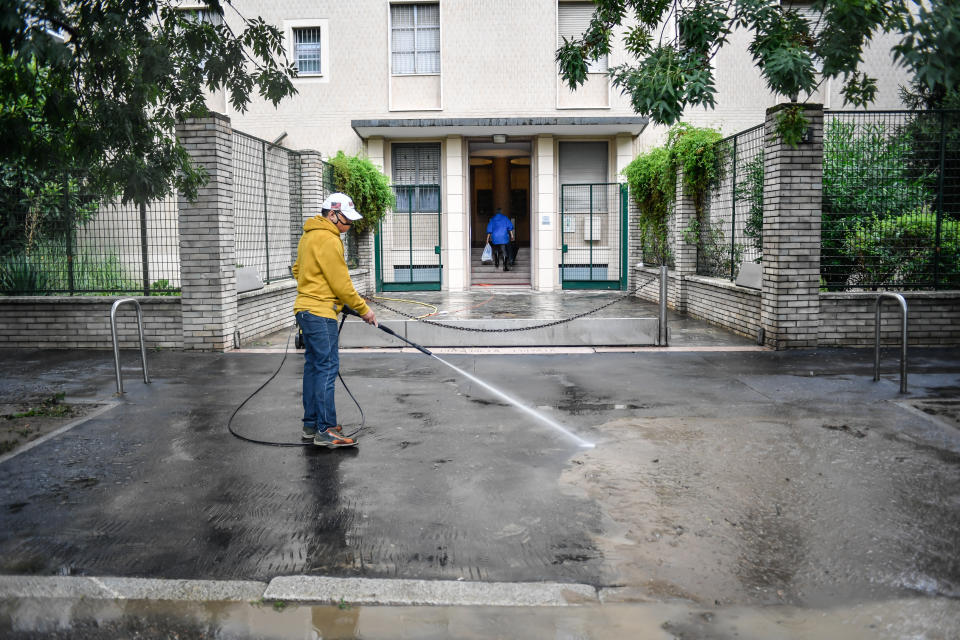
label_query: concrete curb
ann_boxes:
[0,575,600,607]
[0,576,266,602]
[263,576,599,606]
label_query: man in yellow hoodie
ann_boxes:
[292,193,377,448]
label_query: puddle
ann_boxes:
[1,597,957,639]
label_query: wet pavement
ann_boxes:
[0,295,959,637]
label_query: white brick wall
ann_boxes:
[0,297,182,349]
[820,292,960,347]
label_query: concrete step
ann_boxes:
[471,247,530,285]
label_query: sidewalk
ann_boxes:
[0,335,958,637]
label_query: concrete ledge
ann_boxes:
[339,317,659,348]
[263,576,598,607]
[0,576,266,602]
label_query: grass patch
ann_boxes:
[4,393,71,419]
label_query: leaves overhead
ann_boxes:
[0,0,298,206]
[557,0,959,128]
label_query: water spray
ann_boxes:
[343,307,595,449]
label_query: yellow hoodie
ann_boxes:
[292,216,371,320]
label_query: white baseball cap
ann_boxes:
[321,192,362,221]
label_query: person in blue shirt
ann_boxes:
[485,208,515,271]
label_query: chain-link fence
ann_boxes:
[0,175,181,296]
[233,130,302,284]
[822,110,960,290]
[699,124,764,279]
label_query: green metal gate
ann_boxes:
[559,182,628,289]
[376,184,442,291]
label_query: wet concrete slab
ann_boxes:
[0,343,958,634]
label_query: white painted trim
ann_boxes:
[284,19,330,84]
[388,1,444,111]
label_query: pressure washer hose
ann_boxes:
[227,311,434,446]
[226,315,366,447]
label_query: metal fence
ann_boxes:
[233,130,302,284]
[0,176,181,296]
[560,183,628,288]
[377,184,442,290]
[699,124,764,279]
[822,110,960,290]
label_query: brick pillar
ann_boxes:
[761,103,823,349]
[176,113,237,352]
[299,150,323,218]
[364,138,385,292]
[670,168,699,312]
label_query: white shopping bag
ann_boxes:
[481,242,493,263]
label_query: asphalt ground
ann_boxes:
[0,335,958,637]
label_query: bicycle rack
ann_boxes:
[110,298,150,395]
[873,292,908,394]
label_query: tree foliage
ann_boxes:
[623,122,723,264]
[557,0,959,144]
[0,0,297,213]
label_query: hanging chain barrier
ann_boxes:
[365,273,661,334]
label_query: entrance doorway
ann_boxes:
[468,139,531,286]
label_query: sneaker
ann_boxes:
[314,428,358,448]
[303,425,343,440]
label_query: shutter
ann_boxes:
[558,2,607,72]
[392,145,419,184]
[559,141,608,185]
[789,2,824,72]
[557,3,594,44]
[559,142,609,214]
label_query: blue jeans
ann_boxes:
[297,311,339,433]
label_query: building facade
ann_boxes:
[216,0,647,292]
[216,0,912,293]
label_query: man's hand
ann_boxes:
[361,309,377,326]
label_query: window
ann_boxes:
[558,2,607,73]
[391,3,440,75]
[284,20,329,81]
[784,1,825,72]
[294,27,323,75]
[392,143,441,211]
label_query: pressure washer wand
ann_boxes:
[342,306,434,356]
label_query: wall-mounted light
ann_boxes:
[492,134,507,144]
